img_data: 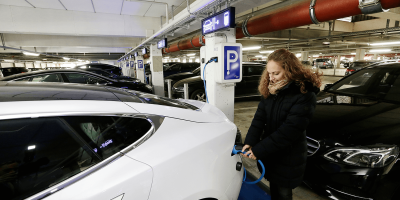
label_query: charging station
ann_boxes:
[135,52,145,82]
[200,7,242,121]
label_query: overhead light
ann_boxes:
[3,59,14,62]
[243,46,261,51]
[313,55,319,57]
[63,57,70,60]
[370,41,400,46]
[23,52,40,56]
[78,59,83,62]
[164,57,170,59]
[351,53,356,55]
[189,57,195,59]
[323,42,330,45]
[337,17,352,22]
[43,59,47,60]
[27,145,36,150]
[255,55,263,57]
[296,53,301,57]
[260,50,274,53]
[369,49,392,53]
[186,53,196,56]
[319,53,322,54]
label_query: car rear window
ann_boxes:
[328,66,400,103]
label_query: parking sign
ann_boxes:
[138,60,144,69]
[224,46,241,80]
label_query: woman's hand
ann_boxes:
[241,145,257,160]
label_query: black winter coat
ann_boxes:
[244,81,319,188]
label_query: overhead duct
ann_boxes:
[163,0,400,54]
[163,35,205,54]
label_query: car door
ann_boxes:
[241,64,265,96]
[0,115,154,200]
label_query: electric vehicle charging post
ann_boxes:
[200,28,242,122]
[135,53,145,83]
[130,58,136,78]
[150,44,165,96]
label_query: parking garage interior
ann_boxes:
[1,0,400,200]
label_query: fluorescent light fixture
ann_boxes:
[260,50,274,54]
[42,59,47,60]
[243,46,261,51]
[255,55,263,57]
[337,17,352,22]
[189,57,195,59]
[313,55,319,57]
[3,59,14,62]
[63,57,70,60]
[164,57,170,59]
[296,53,301,57]
[370,41,400,46]
[27,145,36,150]
[351,53,356,55]
[323,42,330,45]
[186,53,196,56]
[23,52,40,56]
[319,53,322,54]
[369,49,392,52]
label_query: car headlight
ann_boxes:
[324,145,399,168]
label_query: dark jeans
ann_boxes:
[270,183,293,200]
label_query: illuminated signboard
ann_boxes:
[201,7,235,35]
[157,38,168,49]
[142,48,148,55]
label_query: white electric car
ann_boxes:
[0,82,243,200]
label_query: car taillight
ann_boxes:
[323,62,326,65]
[346,69,355,72]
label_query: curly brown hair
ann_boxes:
[258,49,322,98]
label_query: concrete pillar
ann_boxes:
[301,52,309,61]
[335,55,341,69]
[135,56,145,82]
[373,53,378,60]
[355,49,366,61]
[150,44,164,96]
[308,55,314,63]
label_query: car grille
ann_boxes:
[306,136,320,156]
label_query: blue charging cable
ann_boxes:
[232,145,265,184]
[202,58,218,103]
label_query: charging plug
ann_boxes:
[210,57,218,63]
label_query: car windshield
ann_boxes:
[350,62,377,68]
[327,66,400,103]
[192,67,200,74]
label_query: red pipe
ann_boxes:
[164,0,400,53]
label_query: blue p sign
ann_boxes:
[224,46,240,80]
[138,60,144,69]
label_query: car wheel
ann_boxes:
[190,89,207,102]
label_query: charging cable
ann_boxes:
[202,57,218,103]
[232,145,265,184]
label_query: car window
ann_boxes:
[14,77,31,82]
[91,70,110,77]
[246,65,265,76]
[31,74,62,82]
[0,117,101,200]
[61,116,152,160]
[328,67,400,102]
[64,73,108,84]
[167,64,181,71]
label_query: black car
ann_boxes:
[74,63,122,76]
[0,69,153,93]
[164,63,200,77]
[172,62,265,101]
[345,60,380,76]
[77,67,140,83]
[0,67,29,77]
[164,67,201,91]
[301,61,311,66]
[304,62,400,200]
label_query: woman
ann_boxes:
[242,49,322,200]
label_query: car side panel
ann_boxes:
[44,156,152,200]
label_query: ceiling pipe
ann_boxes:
[163,35,205,54]
[163,0,400,54]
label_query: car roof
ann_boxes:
[0,69,114,81]
[76,63,117,67]
[0,82,124,102]
[353,60,380,63]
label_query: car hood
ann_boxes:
[173,76,202,87]
[307,92,400,146]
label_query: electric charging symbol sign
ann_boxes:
[138,60,144,69]
[224,46,240,80]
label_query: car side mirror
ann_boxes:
[324,84,333,91]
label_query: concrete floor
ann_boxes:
[234,75,342,200]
